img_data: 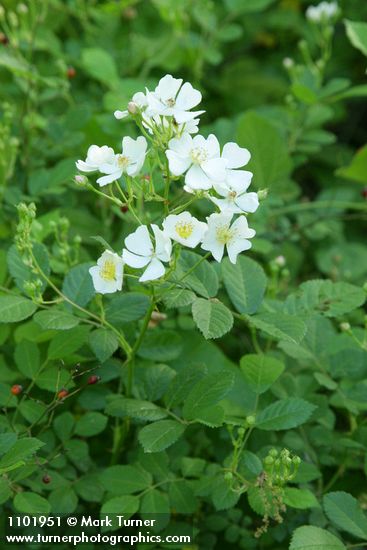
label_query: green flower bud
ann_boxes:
[269,449,278,458]
[245,415,256,426]
[224,471,233,481]
[264,456,274,466]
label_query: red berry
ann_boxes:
[67,66,76,79]
[42,474,51,484]
[362,188,367,199]
[0,33,9,45]
[57,388,69,400]
[120,205,129,213]
[11,384,23,396]
[87,375,101,385]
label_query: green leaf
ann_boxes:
[237,111,292,189]
[105,397,167,421]
[174,251,219,298]
[162,289,196,308]
[100,465,152,494]
[225,0,276,13]
[192,298,233,340]
[14,492,51,515]
[284,488,320,509]
[222,256,267,314]
[105,292,150,325]
[49,487,78,514]
[101,496,139,529]
[81,47,119,87]
[0,433,17,455]
[247,312,307,344]
[34,309,80,330]
[213,476,240,511]
[138,330,182,361]
[337,144,367,185]
[7,243,50,293]
[256,398,316,430]
[139,420,186,453]
[53,412,75,441]
[36,366,70,392]
[290,526,346,550]
[169,480,197,513]
[345,20,367,57]
[183,370,234,422]
[0,295,37,323]
[75,412,108,437]
[140,489,170,524]
[62,263,95,308]
[14,340,40,378]
[240,354,284,394]
[285,280,366,318]
[0,438,44,470]
[89,328,119,362]
[323,491,367,540]
[165,363,207,408]
[47,326,90,359]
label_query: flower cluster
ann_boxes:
[306,1,338,23]
[76,75,260,294]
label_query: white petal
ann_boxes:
[122,135,147,160]
[114,110,128,119]
[201,234,224,263]
[166,150,191,176]
[122,249,150,268]
[167,133,193,156]
[76,160,96,173]
[97,172,120,186]
[175,82,202,110]
[155,75,183,101]
[227,238,253,264]
[125,225,153,256]
[222,143,251,168]
[226,169,253,190]
[235,192,259,213]
[231,216,256,239]
[201,158,227,182]
[185,164,213,190]
[206,134,221,158]
[140,258,166,282]
[210,196,239,214]
[152,224,172,262]
[173,109,205,124]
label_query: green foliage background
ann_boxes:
[1,1,367,549]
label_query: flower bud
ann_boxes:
[224,471,233,481]
[127,101,138,115]
[257,189,268,201]
[264,456,274,466]
[74,174,88,186]
[292,456,301,465]
[238,427,245,437]
[340,322,351,332]
[274,255,286,267]
[283,57,294,69]
[269,448,278,458]
[245,415,256,426]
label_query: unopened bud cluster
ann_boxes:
[263,448,301,484]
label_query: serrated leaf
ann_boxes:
[222,256,267,314]
[162,289,196,309]
[105,397,167,421]
[14,492,51,515]
[34,309,80,330]
[290,526,346,550]
[323,491,367,540]
[89,328,119,363]
[105,292,150,325]
[14,340,40,378]
[256,398,316,430]
[0,438,44,470]
[0,295,37,323]
[284,488,320,510]
[47,325,90,359]
[101,496,139,530]
[138,330,182,361]
[62,262,95,308]
[174,251,219,298]
[75,412,108,437]
[139,420,185,453]
[100,465,152,494]
[192,298,233,340]
[165,363,207,408]
[240,354,284,394]
[183,370,234,421]
[247,312,307,344]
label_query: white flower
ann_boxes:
[166,133,227,191]
[114,92,148,119]
[97,136,147,187]
[143,113,200,136]
[201,213,256,264]
[146,74,204,124]
[122,225,172,282]
[89,250,124,294]
[306,2,338,22]
[162,212,207,248]
[76,145,115,173]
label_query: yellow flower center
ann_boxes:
[166,98,176,107]
[216,224,235,245]
[191,147,208,164]
[175,221,194,239]
[117,155,130,168]
[228,191,237,201]
[100,259,116,282]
